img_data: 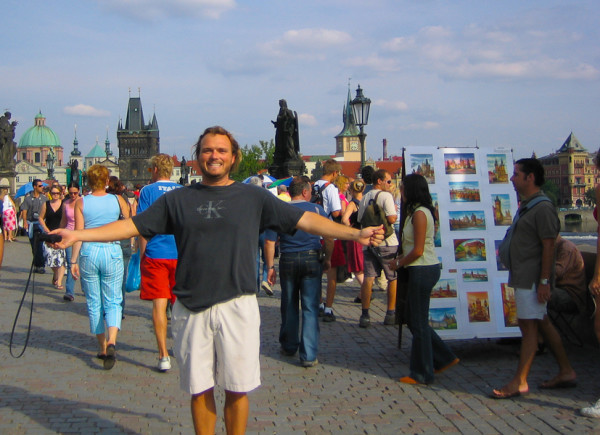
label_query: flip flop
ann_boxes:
[539,379,577,389]
[103,344,116,370]
[490,389,527,399]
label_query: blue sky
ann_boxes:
[3,0,599,163]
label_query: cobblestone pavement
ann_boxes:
[1,238,599,434]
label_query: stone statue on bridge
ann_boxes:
[0,111,17,172]
[269,99,305,179]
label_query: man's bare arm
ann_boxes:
[296,211,383,246]
[50,218,140,249]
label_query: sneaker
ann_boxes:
[322,311,336,322]
[383,313,396,326]
[359,315,371,328]
[158,356,171,372]
[318,304,325,317]
[35,267,46,274]
[166,303,172,321]
[261,281,274,296]
[301,359,318,368]
[63,294,74,302]
[581,399,600,418]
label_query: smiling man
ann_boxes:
[52,125,384,435]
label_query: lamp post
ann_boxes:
[350,84,371,169]
[46,149,56,180]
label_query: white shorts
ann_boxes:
[172,295,261,395]
[515,285,547,320]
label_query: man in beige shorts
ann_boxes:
[53,126,385,434]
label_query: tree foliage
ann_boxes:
[585,187,596,206]
[541,180,559,206]
[232,139,275,182]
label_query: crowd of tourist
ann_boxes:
[2,128,600,433]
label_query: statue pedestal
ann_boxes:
[269,159,306,180]
[0,169,16,193]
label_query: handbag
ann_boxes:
[498,195,551,268]
[125,252,141,292]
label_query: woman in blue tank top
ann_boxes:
[69,165,130,370]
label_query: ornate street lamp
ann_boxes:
[46,149,56,180]
[350,85,371,169]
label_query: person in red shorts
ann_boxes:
[138,154,183,372]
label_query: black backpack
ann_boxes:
[310,182,330,208]
[359,191,395,239]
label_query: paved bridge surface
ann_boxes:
[1,238,599,434]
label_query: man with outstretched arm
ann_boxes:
[52,125,383,435]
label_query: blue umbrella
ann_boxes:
[267,177,293,189]
[242,174,276,184]
[15,182,33,198]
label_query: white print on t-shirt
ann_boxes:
[196,201,224,219]
[158,185,180,192]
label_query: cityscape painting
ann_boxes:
[492,194,513,226]
[448,210,486,231]
[444,153,476,174]
[467,291,491,323]
[454,238,487,262]
[410,154,435,184]
[431,278,458,298]
[501,283,518,327]
[449,181,480,202]
[462,268,488,282]
[429,307,458,330]
[487,154,510,184]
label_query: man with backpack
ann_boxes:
[313,159,342,322]
[357,169,398,328]
[491,158,575,399]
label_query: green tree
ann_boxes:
[541,180,559,206]
[232,139,275,182]
[585,187,596,206]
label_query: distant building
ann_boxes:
[15,112,66,188]
[334,86,361,162]
[84,132,119,177]
[538,132,599,207]
[117,94,159,187]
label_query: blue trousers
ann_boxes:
[406,264,457,383]
[80,242,124,335]
[65,246,75,297]
[278,250,322,363]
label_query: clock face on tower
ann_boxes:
[350,138,359,151]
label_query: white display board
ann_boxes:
[404,146,520,339]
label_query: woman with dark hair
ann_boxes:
[59,182,80,301]
[390,173,458,384]
[39,184,67,290]
[71,165,129,369]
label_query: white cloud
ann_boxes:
[377,23,600,81]
[374,99,408,111]
[260,28,351,58]
[298,113,317,126]
[98,0,235,20]
[63,104,111,117]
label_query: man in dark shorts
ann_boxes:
[53,126,384,434]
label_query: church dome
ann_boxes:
[18,112,61,148]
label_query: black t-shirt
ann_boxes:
[132,182,304,312]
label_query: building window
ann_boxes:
[22,152,26,160]
[35,152,41,163]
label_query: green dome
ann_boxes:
[18,112,61,148]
